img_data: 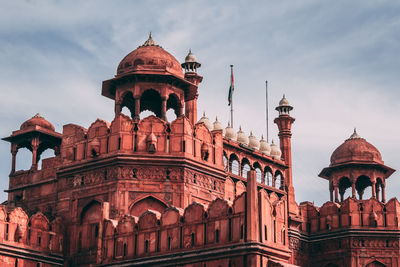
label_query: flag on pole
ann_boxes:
[228,65,234,106]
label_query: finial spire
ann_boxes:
[142,32,157,47]
[348,128,361,139]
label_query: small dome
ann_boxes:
[279,94,290,106]
[248,131,260,149]
[259,135,271,155]
[330,129,382,165]
[117,33,184,78]
[213,117,225,133]
[270,140,282,159]
[224,122,236,140]
[197,112,213,131]
[20,113,55,132]
[236,126,249,144]
[185,49,197,63]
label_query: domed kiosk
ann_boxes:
[319,129,395,203]
[101,33,202,123]
[3,113,61,171]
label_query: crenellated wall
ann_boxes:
[288,197,400,266]
[0,206,64,266]
[68,170,291,266]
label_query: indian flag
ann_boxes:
[228,65,234,106]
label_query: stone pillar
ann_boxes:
[134,96,140,120]
[115,103,121,116]
[161,97,167,121]
[376,184,380,202]
[382,184,386,202]
[334,185,339,203]
[352,182,356,198]
[11,144,18,174]
[246,170,258,242]
[329,187,333,202]
[31,138,39,170]
[372,180,376,199]
[179,104,184,117]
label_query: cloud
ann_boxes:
[0,1,399,206]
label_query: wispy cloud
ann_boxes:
[0,1,399,206]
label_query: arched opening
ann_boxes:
[229,154,239,176]
[241,158,251,178]
[15,147,32,171]
[253,162,262,183]
[274,171,284,190]
[129,196,168,217]
[120,91,135,118]
[80,201,101,251]
[140,89,161,118]
[376,178,383,202]
[166,94,180,122]
[356,175,372,200]
[338,177,352,202]
[223,152,228,171]
[264,167,273,186]
[365,260,386,267]
[37,148,55,170]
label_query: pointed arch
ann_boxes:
[365,260,386,267]
[129,195,168,217]
[274,170,284,190]
[264,166,273,186]
[140,89,162,118]
[166,93,181,121]
[120,91,135,118]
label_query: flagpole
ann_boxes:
[230,65,234,128]
[266,80,269,142]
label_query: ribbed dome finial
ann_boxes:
[348,128,361,140]
[142,32,157,47]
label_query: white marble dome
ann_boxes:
[248,131,260,149]
[259,135,271,155]
[224,122,236,140]
[236,126,249,144]
[197,112,213,131]
[270,140,282,159]
[213,117,224,134]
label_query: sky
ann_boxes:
[0,1,399,206]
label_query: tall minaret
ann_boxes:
[274,95,296,213]
[181,50,203,125]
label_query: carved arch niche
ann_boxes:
[129,196,168,217]
[365,260,386,267]
[80,200,101,251]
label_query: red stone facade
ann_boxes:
[0,34,397,266]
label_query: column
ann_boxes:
[261,171,265,184]
[334,184,339,203]
[11,144,18,174]
[31,138,39,170]
[352,182,356,198]
[161,97,167,121]
[134,96,140,120]
[376,184,380,202]
[179,104,184,117]
[114,103,121,116]
[382,184,386,202]
[329,187,333,202]
[372,180,376,199]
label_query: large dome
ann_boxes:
[20,113,55,132]
[330,130,382,166]
[116,34,184,78]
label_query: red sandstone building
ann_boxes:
[0,34,397,267]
